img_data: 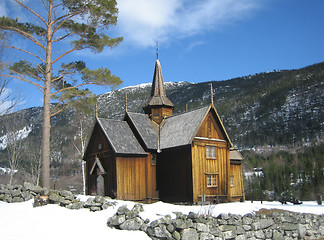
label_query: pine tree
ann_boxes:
[0,0,123,188]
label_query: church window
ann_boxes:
[230,175,234,187]
[206,145,217,159]
[206,174,217,187]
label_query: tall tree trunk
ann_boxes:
[41,1,53,188]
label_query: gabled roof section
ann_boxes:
[97,118,147,156]
[160,104,234,149]
[160,106,209,149]
[230,150,243,160]
[125,112,158,150]
[144,59,174,109]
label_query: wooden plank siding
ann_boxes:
[191,141,229,202]
[116,156,147,201]
[84,123,117,197]
[191,111,231,203]
[229,164,245,201]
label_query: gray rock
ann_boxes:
[223,230,237,240]
[90,206,101,212]
[254,230,265,239]
[94,195,105,204]
[181,228,199,240]
[10,189,21,198]
[172,230,181,240]
[117,205,130,215]
[259,218,274,229]
[251,222,261,231]
[167,223,175,233]
[243,225,251,231]
[107,214,126,226]
[132,203,144,214]
[48,192,64,204]
[154,225,173,239]
[218,213,230,220]
[120,217,144,231]
[282,222,297,231]
[60,199,72,207]
[235,235,246,240]
[199,232,215,240]
[272,230,284,240]
[173,218,194,229]
[70,202,84,210]
[21,191,32,201]
[242,217,253,225]
[60,190,74,201]
[196,222,209,233]
[219,224,236,232]
[12,196,24,203]
[298,224,307,238]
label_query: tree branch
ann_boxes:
[1,73,44,93]
[3,26,45,51]
[3,44,45,63]
[15,0,47,26]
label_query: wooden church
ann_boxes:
[83,58,245,203]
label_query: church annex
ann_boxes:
[83,58,245,203]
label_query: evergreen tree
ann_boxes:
[0,0,123,188]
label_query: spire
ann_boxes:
[144,59,174,111]
[143,57,174,124]
[210,83,214,105]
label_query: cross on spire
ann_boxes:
[156,41,159,59]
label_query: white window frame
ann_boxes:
[206,174,218,188]
[230,175,234,187]
[206,145,217,159]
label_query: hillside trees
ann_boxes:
[0,0,123,188]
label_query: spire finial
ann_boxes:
[95,102,98,118]
[210,83,214,104]
[156,41,159,59]
[125,92,128,112]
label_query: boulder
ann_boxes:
[120,217,144,231]
[181,228,199,240]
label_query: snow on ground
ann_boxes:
[0,198,323,240]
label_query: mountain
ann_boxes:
[0,62,323,189]
[98,62,324,150]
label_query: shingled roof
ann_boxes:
[160,106,210,149]
[143,59,174,111]
[125,112,159,150]
[97,118,147,156]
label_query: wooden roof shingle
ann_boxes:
[97,118,147,156]
[125,112,159,150]
[160,106,210,149]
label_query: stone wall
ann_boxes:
[1,183,324,239]
[0,182,117,211]
[107,205,324,240]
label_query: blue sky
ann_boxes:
[1,0,324,110]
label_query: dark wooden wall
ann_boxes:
[157,145,193,203]
[84,123,116,198]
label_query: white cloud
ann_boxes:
[116,0,260,47]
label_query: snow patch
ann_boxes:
[0,125,32,150]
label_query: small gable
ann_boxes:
[196,111,225,140]
[194,105,233,147]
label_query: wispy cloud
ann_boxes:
[116,0,260,48]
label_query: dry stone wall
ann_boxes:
[1,183,324,239]
[107,205,324,240]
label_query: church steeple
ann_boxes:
[143,58,174,124]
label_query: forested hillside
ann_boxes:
[0,62,323,198]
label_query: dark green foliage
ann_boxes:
[244,143,324,201]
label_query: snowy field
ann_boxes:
[0,197,323,240]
